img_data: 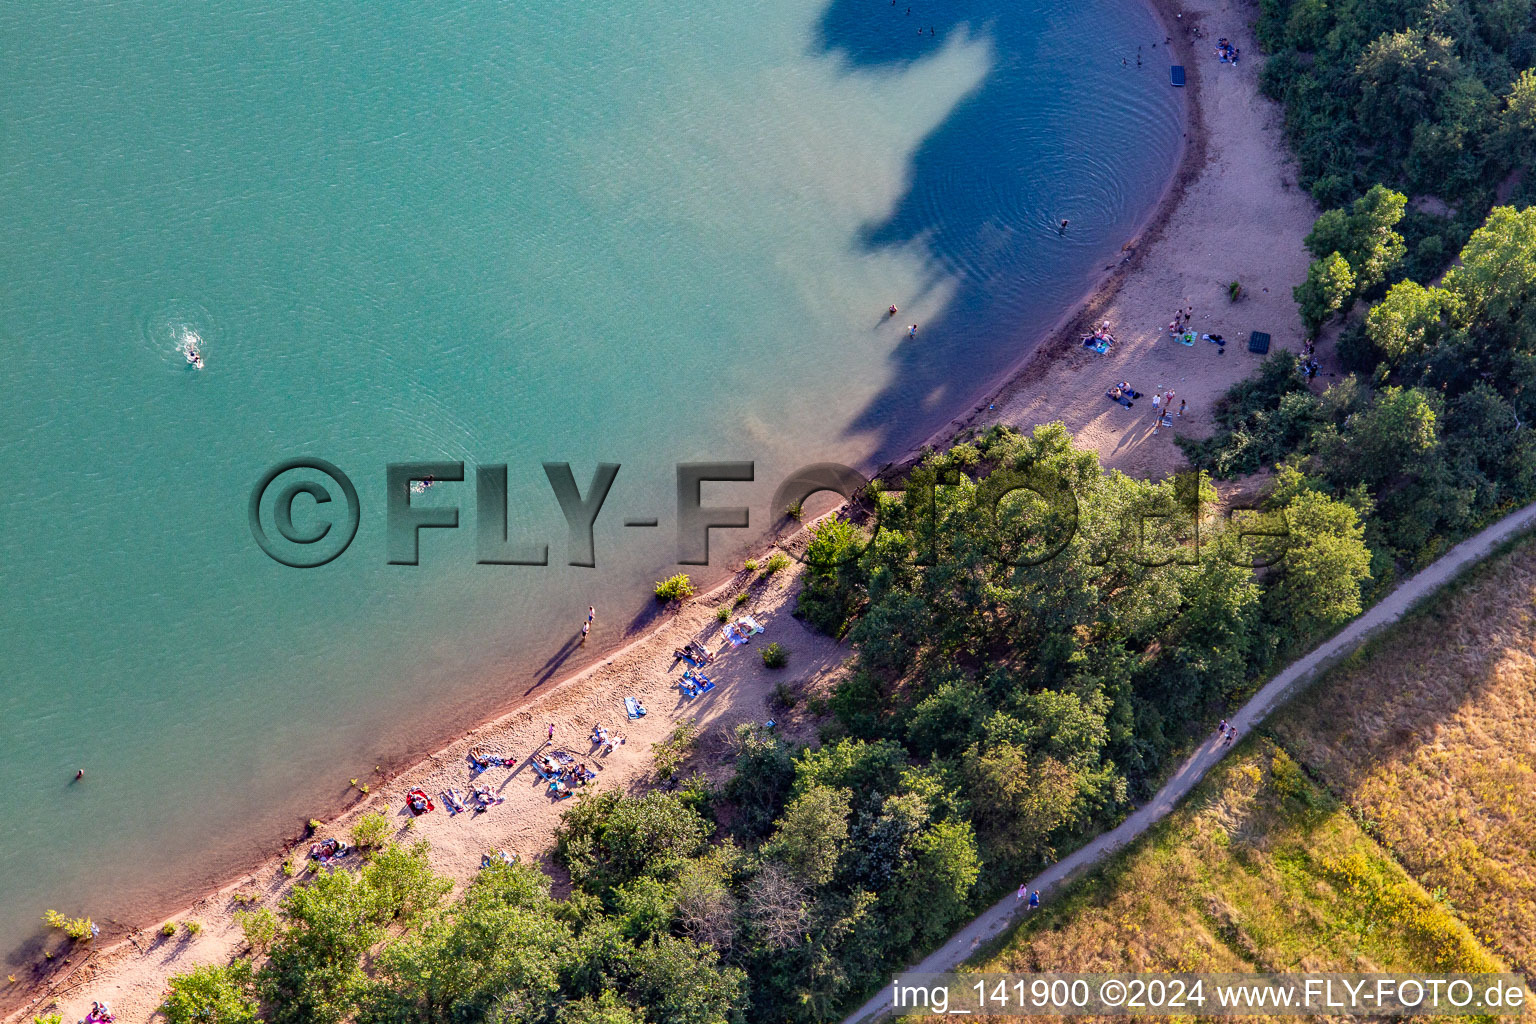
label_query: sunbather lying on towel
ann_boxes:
[445,789,468,814]
[472,785,502,809]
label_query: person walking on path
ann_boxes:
[1218,719,1229,737]
[1028,890,1041,910]
[1017,884,1027,902]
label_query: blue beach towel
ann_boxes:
[698,679,716,694]
[1177,331,1196,346]
[624,696,646,719]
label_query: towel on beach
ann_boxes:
[724,625,748,647]
[1178,331,1196,346]
[1083,338,1112,354]
[741,616,765,634]
[625,696,646,719]
[445,789,468,814]
[698,679,716,694]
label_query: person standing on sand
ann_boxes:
[1150,392,1161,419]
[581,620,590,643]
[1179,398,1187,418]
[547,723,555,743]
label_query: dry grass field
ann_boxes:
[982,740,1500,994]
[1272,539,1536,975]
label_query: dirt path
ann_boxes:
[842,499,1536,1023]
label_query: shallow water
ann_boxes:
[0,0,1179,956]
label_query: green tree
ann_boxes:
[1366,279,1452,363]
[557,791,712,896]
[764,785,851,887]
[1266,485,1374,637]
[1296,251,1357,333]
[163,961,259,1024]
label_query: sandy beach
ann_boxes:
[5,0,1320,1017]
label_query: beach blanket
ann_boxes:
[624,696,646,719]
[724,625,748,647]
[1177,331,1196,346]
[741,615,765,634]
[698,679,716,694]
[1106,391,1133,408]
[445,789,468,815]
[686,669,715,686]
[1083,337,1112,354]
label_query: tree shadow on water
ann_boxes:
[812,0,1182,458]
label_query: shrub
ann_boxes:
[235,907,279,954]
[350,812,391,851]
[653,720,700,783]
[784,500,803,520]
[41,910,93,941]
[163,961,259,1024]
[1229,280,1242,301]
[34,1016,63,1024]
[743,558,758,572]
[183,920,202,935]
[762,552,791,575]
[762,642,789,669]
[654,573,694,602]
[281,858,296,877]
[732,591,748,607]
[715,606,730,622]
[161,922,178,938]
[771,682,799,710]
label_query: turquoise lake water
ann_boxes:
[0,0,1180,957]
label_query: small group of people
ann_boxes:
[1106,380,1141,408]
[80,1002,115,1024]
[673,639,715,667]
[1298,338,1320,379]
[1217,719,1237,747]
[1150,389,1184,434]
[1016,885,1041,910]
[1215,37,1240,63]
[308,837,352,864]
[1167,306,1194,334]
[1082,319,1116,351]
[678,668,716,699]
[592,724,625,756]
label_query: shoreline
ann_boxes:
[9,0,1319,1012]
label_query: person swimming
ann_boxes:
[887,305,898,317]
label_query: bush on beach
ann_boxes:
[654,573,694,602]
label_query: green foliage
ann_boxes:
[653,573,694,602]
[715,605,730,622]
[744,558,759,572]
[350,811,392,851]
[161,921,178,938]
[235,907,279,954]
[183,920,203,935]
[795,518,869,636]
[652,720,699,783]
[761,641,789,669]
[40,909,93,941]
[1267,481,1374,638]
[556,791,712,897]
[163,961,259,1024]
[1256,0,1533,208]
[1295,251,1356,333]
[762,551,792,575]
[258,842,449,1024]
